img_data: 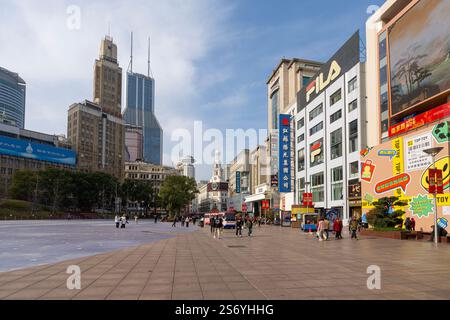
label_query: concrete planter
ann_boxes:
[360,229,403,240]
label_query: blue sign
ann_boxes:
[278,114,291,193]
[0,135,76,166]
[236,171,241,193]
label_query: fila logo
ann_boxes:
[306,60,341,103]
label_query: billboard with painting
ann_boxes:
[388,0,450,116]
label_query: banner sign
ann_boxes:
[404,133,432,172]
[428,168,444,194]
[261,200,270,210]
[388,103,450,137]
[0,135,76,166]
[302,193,313,206]
[235,171,241,193]
[278,114,291,193]
[375,173,411,194]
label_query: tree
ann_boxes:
[9,170,36,201]
[159,176,198,218]
[366,196,408,228]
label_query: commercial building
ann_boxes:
[176,156,195,179]
[0,66,26,128]
[294,31,368,221]
[124,124,143,162]
[362,0,450,232]
[122,35,163,165]
[67,36,125,180]
[0,123,76,197]
[227,149,251,212]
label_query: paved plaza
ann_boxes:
[0,223,450,300]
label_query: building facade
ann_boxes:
[67,100,124,179]
[362,0,450,232]
[227,149,251,212]
[176,156,195,179]
[0,66,26,128]
[294,32,367,221]
[124,124,143,162]
[0,123,76,197]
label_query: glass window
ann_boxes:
[310,138,324,167]
[309,121,323,136]
[297,134,304,144]
[309,104,323,121]
[302,76,311,86]
[348,99,358,112]
[330,128,342,160]
[297,118,304,129]
[380,92,388,113]
[330,89,342,105]
[311,172,324,202]
[330,109,342,123]
[349,120,358,153]
[297,148,305,172]
[349,161,359,178]
[331,166,343,182]
[271,90,279,129]
[381,119,389,133]
[348,76,357,93]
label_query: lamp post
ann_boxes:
[423,147,443,245]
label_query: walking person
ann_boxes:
[411,217,416,231]
[350,216,358,240]
[154,215,158,223]
[317,218,326,241]
[404,217,411,231]
[115,214,120,229]
[246,216,253,237]
[120,214,127,229]
[172,216,177,227]
[135,215,138,224]
[214,216,223,239]
[185,216,190,228]
[323,217,330,240]
[210,216,215,234]
[236,216,243,237]
[333,217,343,239]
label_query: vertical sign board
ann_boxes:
[235,171,241,193]
[279,114,291,193]
[270,130,279,187]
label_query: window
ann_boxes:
[349,161,359,178]
[310,138,323,167]
[330,89,342,105]
[297,148,305,172]
[271,90,279,129]
[349,120,358,153]
[348,99,358,112]
[330,128,342,160]
[330,109,342,123]
[331,166,343,201]
[297,118,304,130]
[348,76,357,93]
[297,134,304,143]
[381,119,389,134]
[311,172,324,202]
[302,76,311,86]
[309,104,323,121]
[309,121,323,136]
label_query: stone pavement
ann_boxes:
[1,225,450,300]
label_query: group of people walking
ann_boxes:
[114,214,129,229]
[235,215,254,237]
[171,215,193,228]
[315,216,360,241]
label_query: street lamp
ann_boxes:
[423,146,444,245]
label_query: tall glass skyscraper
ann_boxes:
[123,72,162,165]
[0,66,26,128]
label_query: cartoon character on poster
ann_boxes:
[361,160,375,182]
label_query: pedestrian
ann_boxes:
[404,217,411,231]
[350,216,358,240]
[185,216,190,227]
[172,216,177,227]
[324,217,330,240]
[333,217,342,239]
[121,214,127,229]
[181,217,185,227]
[154,215,158,223]
[236,216,243,237]
[214,216,223,239]
[317,218,326,241]
[411,217,416,231]
[135,215,138,224]
[246,216,253,237]
[114,214,120,229]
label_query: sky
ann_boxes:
[0,0,385,181]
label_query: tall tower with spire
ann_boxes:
[93,36,123,117]
[122,33,163,165]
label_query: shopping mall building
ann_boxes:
[361,0,449,232]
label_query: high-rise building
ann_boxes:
[124,124,143,162]
[93,36,122,118]
[0,66,26,128]
[67,100,124,179]
[122,35,163,165]
[176,156,195,179]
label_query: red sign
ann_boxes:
[361,160,376,183]
[388,103,450,137]
[375,173,411,194]
[261,200,270,210]
[429,168,444,194]
[302,193,313,206]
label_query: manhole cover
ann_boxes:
[227,245,246,248]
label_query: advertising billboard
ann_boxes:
[278,114,291,193]
[388,0,450,116]
[0,135,76,166]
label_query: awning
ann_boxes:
[244,193,267,203]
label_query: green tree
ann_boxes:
[159,176,198,218]
[9,170,37,201]
[366,196,408,228]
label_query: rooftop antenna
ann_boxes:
[147,36,153,77]
[128,31,133,73]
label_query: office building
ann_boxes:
[124,124,143,162]
[0,66,26,128]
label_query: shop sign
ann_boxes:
[278,114,291,193]
[348,183,361,198]
[404,133,432,172]
[361,160,375,183]
[306,61,341,103]
[261,200,270,210]
[310,141,322,163]
[388,103,450,137]
[236,171,241,194]
[302,193,313,206]
[375,173,411,194]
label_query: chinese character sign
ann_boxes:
[236,171,241,194]
[278,114,291,193]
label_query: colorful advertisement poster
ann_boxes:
[278,114,291,193]
[404,133,432,172]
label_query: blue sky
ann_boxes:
[0,0,385,180]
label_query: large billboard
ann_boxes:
[278,114,291,193]
[388,0,450,116]
[0,135,76,166]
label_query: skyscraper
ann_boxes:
[0,66,26,128]
[123,35,163,165]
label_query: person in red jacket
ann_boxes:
[333,217,343,240]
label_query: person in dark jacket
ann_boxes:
[236,217,243,237]
[333,217,343,239]
[246,216,253,237]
